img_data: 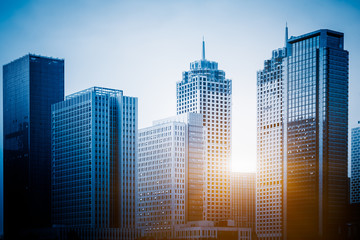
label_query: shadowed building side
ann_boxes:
[3,54,64,239]
[51,87,138,240]
[284,29,349,240]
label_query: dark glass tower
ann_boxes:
[284,30,348,240]
[3,54,64,239]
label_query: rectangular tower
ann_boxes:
[3,54,64,239]
[256,48,285,240]
[257,29,349,240]
[351,124,360,204]
[176,41,232,223]
[284,29,348,240]
[138,113,205,239]
[51,87,138,240]
[231,172,256,233]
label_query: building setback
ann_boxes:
[51,87,138,240]
[3,54,64,239]
[176,40,232,224]
[231,172,256,234]
[138,113,205,239]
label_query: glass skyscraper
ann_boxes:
[3,54,64,239]
[176,40,232,223]
[257,29,349,240]
[138,113,205,239]
[51,87,138,240]
[284,29,348,240]
[351,124,360,204]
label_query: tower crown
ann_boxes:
[188,38,219,70]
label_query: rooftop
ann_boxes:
[66,86,123,100]
[288,29,344,43]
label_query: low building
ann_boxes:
[174,221,251,240]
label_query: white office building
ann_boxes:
[138,113,205,239]
[256,48,285,239]
[176,40,232,223]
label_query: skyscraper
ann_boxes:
[284,29,348,240]
[137,113,205,239]
[351,124,360,204]
[231,172,256,232]
[256,48,285,240]
[176,40,232,224]
[257,28,349,240]
[51,87,138,240]
[3,54,64,239]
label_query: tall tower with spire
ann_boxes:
[176,40,232,223]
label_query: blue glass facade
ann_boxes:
[51,87,138,240]
[284,30,349,240]
[3,54,64,239]
[351,125,360,204]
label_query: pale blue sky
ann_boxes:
[1,0,360,235]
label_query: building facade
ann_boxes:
[256,48,286,240]
[284,29,349,240]
[173,221,251,240]
[3,54,64,239]
[51,87,138,240]
[176,40,232,223]
[138,113,205,239]
[231,172,256,233]
[351,124,360,204]
[256,28,349,240]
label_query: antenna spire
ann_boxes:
[285,22,288,47]
[202,36,205,60]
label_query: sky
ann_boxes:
[0,0,360,235]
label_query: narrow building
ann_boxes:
[231,172,256,233]
[257,47,286,240]
[351,123,360,204]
